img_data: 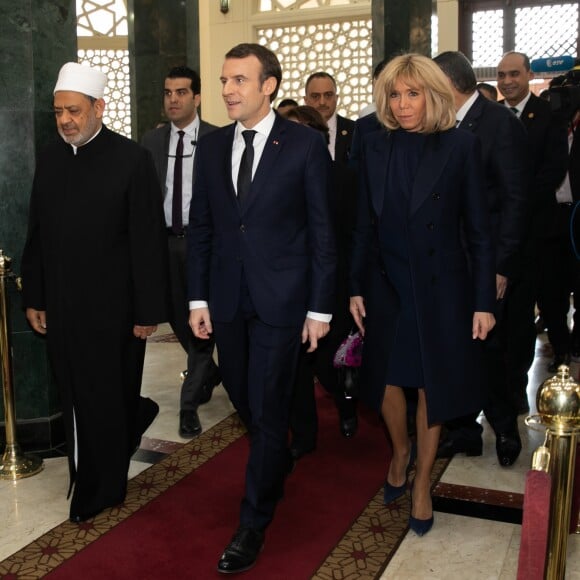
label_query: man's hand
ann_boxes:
[133,325,157,339]
[496,274,508,300]
[26,308,47,335]
[349,296,366,336]
[189,307,213,339]
[302,318,330,353]
[472,312,496,340]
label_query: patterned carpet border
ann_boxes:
[312,457,451,580]
[0,414,246,579]
[1,417,452,580]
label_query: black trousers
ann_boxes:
[167,234,218,411]
[213,278,301,530]
[289,256,354,447]
[537,205,579,356]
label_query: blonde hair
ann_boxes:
[374,53,456,133]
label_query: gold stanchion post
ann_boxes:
[526,365,580,579]
[0,249,43,479]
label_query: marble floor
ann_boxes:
[1,324,579,579]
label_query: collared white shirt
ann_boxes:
[165,116,200,227]
[455,91,480,127]
[504,92,532,118]
[326,113,337,160]
[230,109,276,191]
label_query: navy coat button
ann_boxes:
[432,193,440,200]
[427,222,434,230]
[240,224,246,232]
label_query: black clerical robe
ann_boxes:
[21,126,168,516]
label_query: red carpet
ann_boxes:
[47,387,389,579]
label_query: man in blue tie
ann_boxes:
[187,44,336,574]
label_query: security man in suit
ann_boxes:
[434,51,528,466]
[290,71,357,446]
[188,44,336,573]
[142,66,220,439]
[496,52,568,384]
[304,71,355,164]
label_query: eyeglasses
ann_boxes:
[167,129,197,158]
[167,150,195,159]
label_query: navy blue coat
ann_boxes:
[350,128,496,425]
[187,113,336,327]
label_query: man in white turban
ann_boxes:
[21,62,169,523]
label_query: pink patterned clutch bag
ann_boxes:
[333,331,364,368]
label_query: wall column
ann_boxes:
[373,0,433,63]
[0,1,77,453]
[128,0,200,142]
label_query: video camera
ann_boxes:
[549,61,580,119]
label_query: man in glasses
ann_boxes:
[142,66,221,438]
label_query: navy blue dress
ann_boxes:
[381,129,426,388]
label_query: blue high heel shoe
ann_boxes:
[409,514,434,536]
[409,485,434,536]
[383,445,416,505]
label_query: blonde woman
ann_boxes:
[349,54,495,535]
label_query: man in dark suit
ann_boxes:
[188,44,336,574]
[288,71,358,446]
[142,66,220,439]
[434,51,528,466]
[497,52,569,381]
[304,71,355,164]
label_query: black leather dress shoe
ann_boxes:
[496,431,522,466]
[179,409,202,438]
[340,416,358,438]
[217,527,264,574]
[436,435,482,458]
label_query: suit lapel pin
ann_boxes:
[528,113,534,119]
[272,140,279,145]
[341,130,348,136]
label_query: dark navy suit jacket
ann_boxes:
[187,113,336,327]
[459,94,528,278]
[502,93,568,238]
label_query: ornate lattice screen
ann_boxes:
[76,0,131,138]
[257,20,373,119]
[472,10,504,68]
[469,1,578,74]
[515,3,578,59]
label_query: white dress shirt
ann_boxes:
[504,92,531,118]
[165,116,199,227]
[455,91,480,126]
[326,113,337,160]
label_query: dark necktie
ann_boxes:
[510,107,519,117]
[172,130,185,234]
[237,130,257,204]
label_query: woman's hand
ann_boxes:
[472,312,495,340]
[349,296,366,336]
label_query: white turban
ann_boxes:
[53,62,107,99]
